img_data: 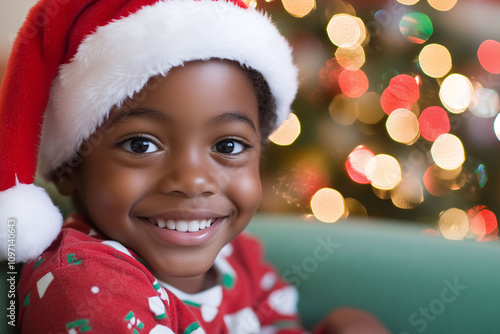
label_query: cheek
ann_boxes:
[228,166,262,214]
[78,163,151,222]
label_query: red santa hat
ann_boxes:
[0,0,298,262]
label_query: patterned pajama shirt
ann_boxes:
[18,214,309,334]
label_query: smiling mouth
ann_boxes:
[148,218,219,232]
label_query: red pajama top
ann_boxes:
[18,214,308,334]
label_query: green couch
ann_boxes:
[246,214,500,334]
[2,214,500,333]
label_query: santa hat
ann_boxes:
[0,0,298,263]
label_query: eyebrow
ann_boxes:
[105,108,171,127]
[207,111,256,133]
[105,108,256,132]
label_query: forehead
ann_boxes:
[109,60,259,127]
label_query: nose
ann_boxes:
[157,145,219,198]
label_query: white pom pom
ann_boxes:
[0,182,63,263]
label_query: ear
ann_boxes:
[51,165,79,196]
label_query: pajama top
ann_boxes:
[18,214,309,334]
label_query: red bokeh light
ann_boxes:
[390,74,420,104]
[338,69,369,98]
[418,106,450,142]
[468,205,498,236]
[380,74,419,114]
[318,58,343,96]
[423,165,452,197]
[478,39,500,74]
[346,145,374,184]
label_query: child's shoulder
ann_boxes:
[19,214,155,295]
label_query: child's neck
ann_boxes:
[162,266,218,294]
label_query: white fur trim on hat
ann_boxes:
[39,0,298,177]
[0,182,63,263]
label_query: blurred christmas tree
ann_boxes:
[256,0,500,241]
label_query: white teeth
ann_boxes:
[176,221,188,232]
[166,220,176,230]
[188,220,200,232]
[157,219,167,228]
[154,218,217,232]
[199,220,207,230]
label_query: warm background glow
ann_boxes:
[3,0,500,242]
[439,74,474,114]
[310,188,345,223]
[268,113,301,146]
[419,43,452,78]
[281,0,315,18]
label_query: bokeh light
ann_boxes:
[329,94,358,126]
[418,106,450,142]
[439,73,474,114]
[390,74,420,104]
[423,165,453,197]
[494,113,500,141]
[468,205,497,237]
[365,154,402,190]
[399,12,433,44]
[431,134,465,170]
[319,58,342,96]
[418,43,452,78]
[335,45,365,70]
[397,0,420,4]
[469,87,500,118]
[477,40,500,74]
[326,14,366,48]
[427,0,457,11]
[338,69,369,98]
[356,92,385,124]
[380,74,420,115]
[391,175,424,209]
[474,162,488,189]
[344,197,368,217]
[243,0,258,7]
[346,145,375,184]
[310,188,345,223]
[269,113,301,146]
[386,108,420,144]
[282,0,316,18]
[439,208,469,240]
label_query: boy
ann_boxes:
[0,0,389,332]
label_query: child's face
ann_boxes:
[62,60,262,289]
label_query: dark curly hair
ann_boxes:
[240,65,277,146]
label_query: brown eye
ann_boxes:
[122,137,159,154]
[213,139,246,155]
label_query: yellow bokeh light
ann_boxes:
[326,14,366,49]
[427,0,457,11]
[434,164,462,180]
[329,94,358,126]
[391,175,424,209]
[365,154,402,190]
[419,43,452,78]
[431,133,465,170]
[282,0,316,18]
[344,197,368,217]
[269,113,301,146]
[356,92,385,124]
[242,0,258,8]
[495,113,500,141]
[310,188,345,223]
[397,0,420,4]
[372,187,391,200]
[335,45,365,70]
[386,108,420,145]
[439,73,474,114]
[439,208,469,240]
